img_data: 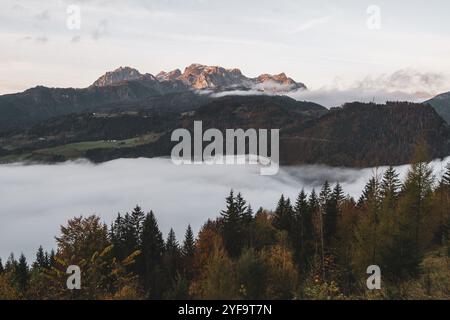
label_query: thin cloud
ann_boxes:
[290,15,332,33]
[35,36,49,44]
[71,35,81,43]
[291,69,449,108]
[355,69,446,95]
[92,19,108,40]
[34,10,50,21]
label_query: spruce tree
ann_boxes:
[130,205,145,246]
[48,249,55,268]
[123,213,138,255]
[44,251,50,268]
[15,253,29,293]
[140,210,165,297]
[181,225,195,281]
[164,229,181,288]
[0,258,3,274]
[33,246,47,270]
[308,188,320,255]
[294,190,309,239]
[242,205,254,225]
[319,181,339,243]
[141,211,164,262]
[5,253,17,272]
[110,213,127,259]
[182,225,195,258]
[319,181,332,207]
[332,183,345,204]
[235,192,248,217]
[294,189,314,267]
[273,194,294,232]
[381,166,401,200]
[308,189,319,214]
[166,229,179,253]
[221,190,243,257]
[325,183,344,242]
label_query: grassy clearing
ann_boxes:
[0,133,160,163]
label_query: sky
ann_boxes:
[1,0,450,103]
[1,156,449,260]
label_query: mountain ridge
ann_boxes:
[91,63,307,92]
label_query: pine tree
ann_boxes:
[319,181,332,207]
[242,205,254,225]
[381,166,401,200]
[141,210,164,262]
[130,205,145,246]
[308,189,319,214]
[166,229,179,253]
[122,212,138,255]
[332,183,345,204]
[44,251,50,268]
[308,188,321,254]
[294,190,309,238]
[358,177,382,208]
[164,229,181,278]
[273,194,294,232]
[48,249,55,268]
[182,225,195,258]
[110,213,127,259]
[235,192,248,217]
[221,190,243,257]
[5,253,17,272]
[15,253,29,293]
[181,224,196,281]
[294,189,314,268]
[33,246,47,270]
[140,210,165,297]
[164,229,181,287]
[325,183,344,241]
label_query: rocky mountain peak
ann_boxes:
[92,66,144,87]
[156,69,182,82]
[255,72,305,90]
[91,64,305,92]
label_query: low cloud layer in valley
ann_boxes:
[291,69,449,108]
[1,156,450,260]
[206,69,449,108]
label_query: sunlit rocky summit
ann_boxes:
[92,64,307,92]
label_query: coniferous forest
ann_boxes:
[1,148,449,300]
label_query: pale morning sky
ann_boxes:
[1,0,450,103]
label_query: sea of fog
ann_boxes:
[1,156,450,261]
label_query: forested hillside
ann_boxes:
[2,98,449,168]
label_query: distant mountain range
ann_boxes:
[0,64,305,133]
[92,64,306,91]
